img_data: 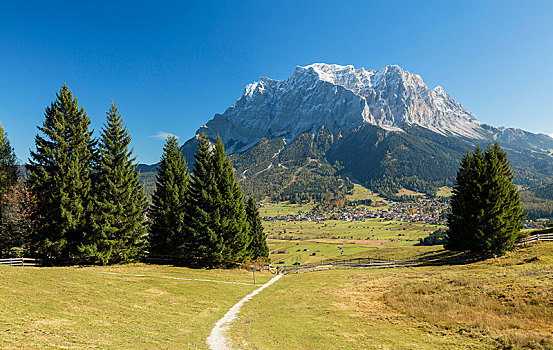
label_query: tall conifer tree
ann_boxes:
[27,85,95,260]
[479,143,525,254]
[245,196,268,259]
[184,135,223,265]
[149,136,189,257]
[0,124,18,200]
[90,103,148,264]
[446,147,484,252]
[447,143,524,255]
[212,136,248,263]
[0,124,20,257]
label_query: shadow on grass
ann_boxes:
[415,249,486,266]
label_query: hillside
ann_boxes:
[138,129,553,205]
[229,123,553,200]
[520,182,553,220]
[230,127,352,202]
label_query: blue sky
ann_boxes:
[1,0,552,164]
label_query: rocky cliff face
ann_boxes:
[197,63,490,154]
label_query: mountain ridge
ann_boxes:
[154,63,553,201]
[194,63,552,155]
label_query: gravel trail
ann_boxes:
[207,274,283,350]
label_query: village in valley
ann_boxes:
[262,200,449,225]
[262,197,548,233]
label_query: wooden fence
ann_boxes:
[515,233,553,246]
[0,258,41,266]
[279,233,553,274]
[278,253,483,274]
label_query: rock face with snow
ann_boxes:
[168,63,553,200]
[198,63,486,154]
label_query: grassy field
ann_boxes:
[265,219,439,242]
[395,187,425,196]
[345,184,387,203]
[260,199,444,264]
[268,240,380,265]
[0,264,272,349]
[258,202,315,217]
[2,245,550,349]
[231,243,553,349]
[436,186,453,197]
[267,239,442,265]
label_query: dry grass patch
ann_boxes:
[382,245,553,349]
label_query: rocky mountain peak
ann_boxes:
[198,63,488,154]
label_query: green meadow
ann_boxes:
[345,183,388,204]
[264,219,440,242]
[267,239,443,265]
[261,197,444,265]
[0,264,272,349]
[1,243,551,350]
[258,202,316,217]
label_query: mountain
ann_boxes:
[171,63,553,201]
[195,64,484,154]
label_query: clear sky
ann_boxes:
[1,0,552,164]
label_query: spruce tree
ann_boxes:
[0,124,20,257]
[479,143,525,254]
[212,136,248,263]
[245,196,268,259]
[446,143,524,256]
[90,103,148,264]
[446,147,484,252]
[0,123,18,199]
[184,134,223,266]
[149,136,189,257]
[27,85,95,260]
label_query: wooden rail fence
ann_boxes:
[0,258,42,266]
[279,233,553,274]
[515,233,553,246]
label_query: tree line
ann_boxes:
[0,85,529,261]
[0,85,268,266]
